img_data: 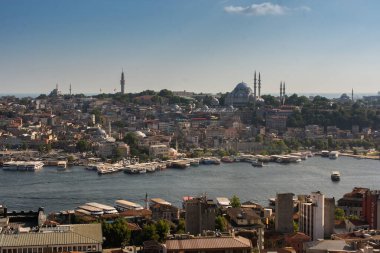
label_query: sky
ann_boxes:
[1,0,380,95]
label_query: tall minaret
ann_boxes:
[282,82,286,105]
[352,88,354,101]
[258,72,261,98]
[120,69,125,94]
[280,82,283,99]
[254,71,257,99]
[69,83,72,95]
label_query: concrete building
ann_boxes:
[299,192,326,240]
[275,193,294,234]
[185,196,217,235]
[337,187,369,219]
[149,198,179,222]
[284,232,311,253]
[363,190,380,229]
[324,197,335,238]
[149,144,169,158]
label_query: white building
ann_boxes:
[299,192,325,241]
[149,144,169,158]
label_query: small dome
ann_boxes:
[134,131,146,138]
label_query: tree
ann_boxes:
[76,140,91,152]
[293,220,299,232]
[123,132,138,148]
[140,223,159,242]
[230,195,241,208]
[156,220,170,242]
[215,215,227,232]
[176,219,185,234]
[158,89,173,98]
[102,218,131,248]
[335,207,345,221]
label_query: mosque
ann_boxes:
[225,71,264,107]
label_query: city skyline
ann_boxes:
[1,0,380,94]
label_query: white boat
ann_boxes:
[2,161,44,171]
[329,151,339,159]
[331,171,340,181]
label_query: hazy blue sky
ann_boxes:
[1,0,379,95]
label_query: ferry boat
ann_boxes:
[251,160,264,167]
[189,160,200,167]
[201,157,221,165]
[321,150,330,157]
[221,156,234,163]
[329,151,339,159]
[2,161,44,171]
[124,167,139,174]
[170,161,190,169]
[331,171,341,181]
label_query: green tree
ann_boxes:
[335,207,345,221]
[156,220,170,242]
[230,195,241,208]
[102,218,131,248]
[76,140,91,152]
[293,220,299,232]
[158,89,173,98]
[140,223,159,242]
[123,132,138,148]
[176,218,185,234]
[215,215,228,232]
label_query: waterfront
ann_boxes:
[0,156,379,212]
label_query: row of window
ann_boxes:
[1,244,99,253]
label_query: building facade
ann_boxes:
[185,196,217,235]
[275,193,294,234]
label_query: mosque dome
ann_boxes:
[225,81,254,107]
[134,131,146,138]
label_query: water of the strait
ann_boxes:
[0,156,378,212]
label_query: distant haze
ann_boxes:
[1,1,379,94]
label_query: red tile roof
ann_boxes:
[165,236,252,250]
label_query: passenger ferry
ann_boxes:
[329,151,339,159]
[2,161,44,171]
[251,160,264,167]
[331,171,341,181]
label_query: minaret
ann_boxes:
[69,83,72,95]
[254,71,257,99]
[280,82,283,99]
[258,72,261,98]
[282,82,286,105]
[120,69,125,94]
[352,88,354,101]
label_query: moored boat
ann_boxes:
[251,160,264,167]
[331,171,340,181]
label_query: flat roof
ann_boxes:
[150,198,171,206]
[115,200,143,208]
[216,197,231,206]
